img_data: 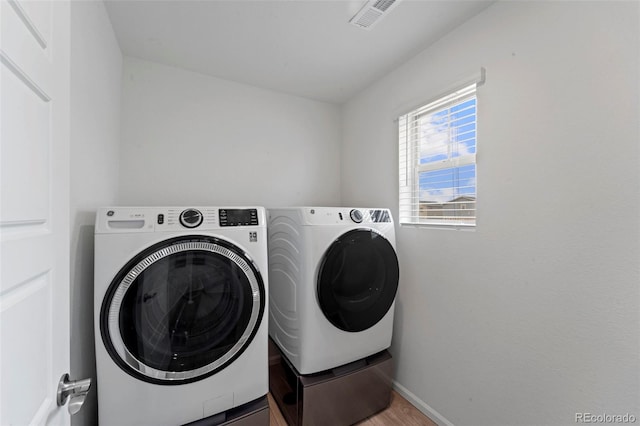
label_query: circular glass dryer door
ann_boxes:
[100,235,265,385]
[317,229,399,332]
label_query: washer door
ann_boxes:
[317,229,399,333]
[100,235,265,385]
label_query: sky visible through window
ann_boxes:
[418,97,476,203]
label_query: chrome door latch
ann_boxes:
[56,373,92,415]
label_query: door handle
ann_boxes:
[56,373,92,415]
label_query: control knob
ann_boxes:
[179,208,203,228]
[350,209,363,223]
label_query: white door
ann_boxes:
[1,0,72,424]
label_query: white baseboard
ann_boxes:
[392,381,455,426]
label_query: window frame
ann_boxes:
[398,83,479,229]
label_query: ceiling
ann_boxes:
[104,0,493,104]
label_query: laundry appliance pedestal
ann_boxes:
[269,339,393,426]
[183,396,269,426]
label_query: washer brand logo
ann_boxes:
[249,232,258,242]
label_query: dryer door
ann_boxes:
[317,229,399,332]
[100,235,265,385]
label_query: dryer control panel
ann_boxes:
[296,207,394,225]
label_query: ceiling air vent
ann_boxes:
[349,0,401,30]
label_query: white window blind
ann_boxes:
[399,83,477,227]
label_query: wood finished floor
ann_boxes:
[268,390,437,426]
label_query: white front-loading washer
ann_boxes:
[94,206,268,426]
[267,207,399,375]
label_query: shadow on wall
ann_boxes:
[70,210,98,426]
[390,297,404,362]
[388,297,403,402]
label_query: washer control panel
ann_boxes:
[96,206,266,233]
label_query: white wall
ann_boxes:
[70,1,122,424]
[118,57,342,207]
[342,2,639,425]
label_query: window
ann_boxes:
[398,84,477,227]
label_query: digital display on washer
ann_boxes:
[219,209,259,226]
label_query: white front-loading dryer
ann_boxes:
[94,207,268,426]
[268,207,399,375]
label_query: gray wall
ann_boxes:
[341,2,639,425]
[70,1,122,424]
[117,57,342,207]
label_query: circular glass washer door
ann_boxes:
[100,235,265,385]
[317,229,399,333]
